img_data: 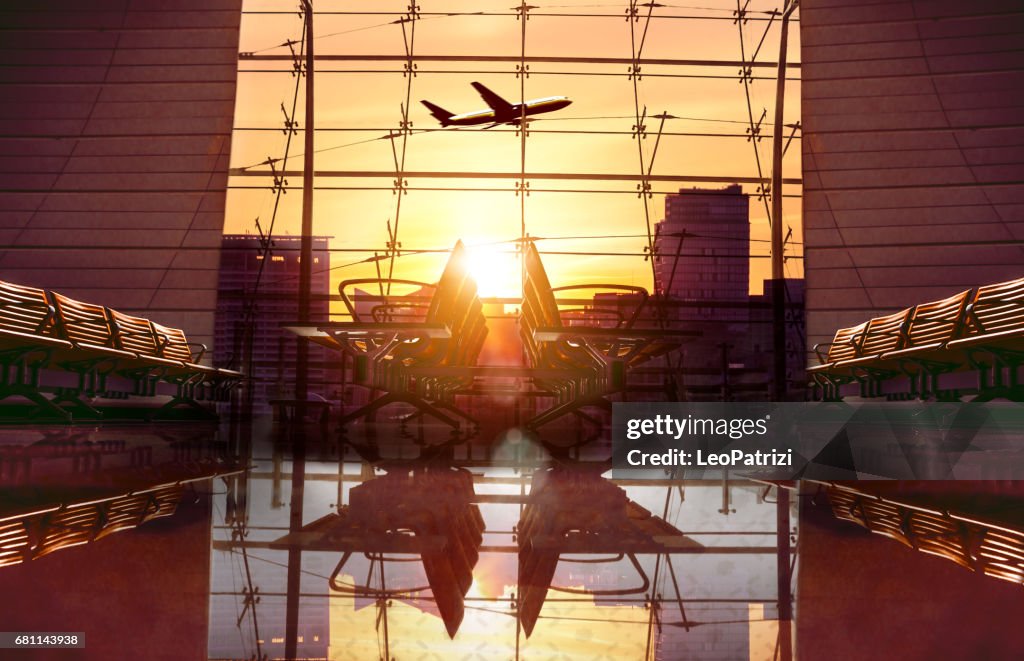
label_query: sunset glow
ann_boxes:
[228,0,804,301]
[467,243,521,298]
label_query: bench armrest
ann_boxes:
[338,278,435,321]
[963,302,984,333]
[559,307,626,328]
[533,326,697,342]
[812,342,833,364]
[283,321,450,340]
[371,301,431,323]
[187,342,208,363]
[550,284,649,329]
[33,304,57,334]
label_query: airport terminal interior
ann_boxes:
[1,1,1024,659]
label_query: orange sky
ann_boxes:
[227,0,802,304]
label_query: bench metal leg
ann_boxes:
[50,391,103,419]
[0,386,73,422]
[423,401,480,428]
[339,392,460,430]
[526,395,610,430]
[149,396,218,420]
[150,377,217,420]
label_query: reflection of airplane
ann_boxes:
[421,82,572,128]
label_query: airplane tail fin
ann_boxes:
[420,100,453,126]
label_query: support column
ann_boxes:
[771,1,797,401]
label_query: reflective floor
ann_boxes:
[5,411,1024,660]
[207,415,795,661]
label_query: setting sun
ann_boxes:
[466,243,521,298]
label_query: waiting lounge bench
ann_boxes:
[285,241,488,429]
[0,279,241,420]
[520,241,698,428]
[270,467,484,638]
[516,466,695,637]
[810,276,1024,401]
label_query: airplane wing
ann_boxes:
[471,82,515,115]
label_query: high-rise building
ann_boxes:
[640,185,804,395]
[654,185,750,322]
[650,186,755,377]
[214,234,336,409]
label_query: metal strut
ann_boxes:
[735,0,774,226]
[229,9,308,377]
[385,3,420,296]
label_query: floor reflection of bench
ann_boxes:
[0,279,242,420]
[270,467,484,638]
[822,481,1024,586]
[516,466,699,637]
[809,276,1024,401]
[0,460,243,569]
[520,241,698,428]
[2,485,185,566]
[286,241,487,430]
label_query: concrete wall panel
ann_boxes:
[0,0,241,348]
[802,0,1024,357]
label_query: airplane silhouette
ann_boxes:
[421,82,572,128]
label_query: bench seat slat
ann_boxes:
[946,327,1024,352]
[0,329,73,351]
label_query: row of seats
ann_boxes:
[0,279,242,420]
[825,483,1024,587]
[312,240,489,430]
[809,276,1024,401]
[289,240,691,430]
[520,241,692,428]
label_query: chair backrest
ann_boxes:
[904,289,971,348]
[824,322,866,363]
[519,243,611,374]
[445,283,487,367]
[522,242,562,327]
[151,321,194,363]
[108,308,162,357]
[858,308,912,357]
[339,278,435,322]
[51,292,117,348]
[0,280,57,338]
[426,241,472,326]
[965,276,1024,336]
[462,303,489,365]
[520,242,563,366]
